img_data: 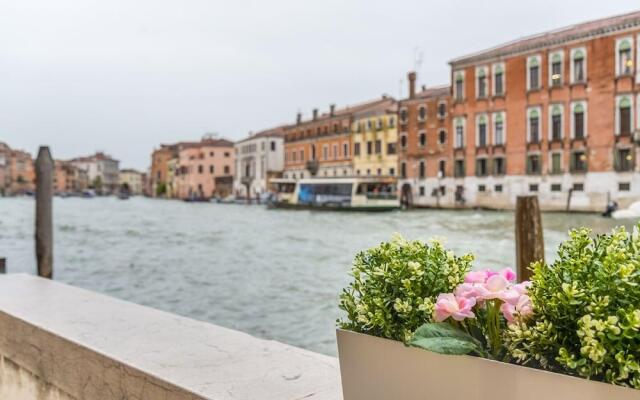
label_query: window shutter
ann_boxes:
[552,53,562,63]
[619,40,632,51]
[552,105,562,116]
[573,49,584,60]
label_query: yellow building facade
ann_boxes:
[351,108,398,178]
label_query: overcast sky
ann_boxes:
[1,1,638,170]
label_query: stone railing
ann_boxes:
[0,274,341,399]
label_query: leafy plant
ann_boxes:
[338,234,472,342]
[506,226,640,389]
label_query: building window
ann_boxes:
[354,143,361,156]
[389,117,395,128]
[400,162,407,178]
[198,165,203,174]
[475,158,488,177]
[573,183,584,191]
[343,143,348,158]
[418,132,426,147]
[476,115,488,147]
[366,141,372,155]
[270,141,276,151]
[478,184,486,192]
[551,183,562,192]
[493,63,504,96]
[209,165,214,173]
[550,52,563,87]
[528,108,541,143]
[454,71,464,100]
[495,184,503,193]
[400,108,408,123]
[493,157,506,175]
[377,119,383,131]
[619,182,631,191]
[570,151,587,173]
[527,56,541,90]
[526,154,541,175]
[438,160,446,177]
[387,142,396,155]
[224,166,230,174]
[439,129,446,145]
[418,105,427,121]
[419,160,426,179]
[476,67,487,98]
[375,140,382,154]
[323,145,328,160]
[617,96,633,136]
[419,186,425,196]
[571,48,586,83]
[454,118,465,148]
[550,152,562,174]
[400,134,407,149]
[550,105,563,141]
[437,102,446,118]
[493,112,505,145]
[615,148,634,172]
[529,184,539,192]
[389,167,395,176]
[454,159,465,178]
[617,38,634,76]
[572,102,587,139]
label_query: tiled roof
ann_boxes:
[416,85,450,99]
[450,10,640,66]
[236,125,289,144]
[290,96,397,127]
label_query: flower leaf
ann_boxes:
[409,323,482,355]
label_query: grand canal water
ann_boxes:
[0,197,635,355]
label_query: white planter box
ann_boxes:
[337,329,639,400]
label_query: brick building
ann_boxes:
[283,97,396,180]
[397,72,452,207]
[440,10,640,211]
[54,161,88,194]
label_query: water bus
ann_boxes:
[268,177,399,211]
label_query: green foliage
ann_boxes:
[409,322,485,356]
[506,226,640,389]
[338,234,473,342]
[156,182,167,196]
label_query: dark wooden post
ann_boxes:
[515,196,544,282]
[0,258,5,274]
[35,146,54,279]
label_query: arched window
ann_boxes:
[455,118,465,148]
[550,52,562,86]
[494,113,504,145]
[455,72,464,100]
[477,115,488,147]
[528,56,540,90]
[618,39,633,76]
[419,131,426,147]
[418,105,427,121]
[400,134,407,149]
[477,68,487,98]
[573,103,585,139]
[493,64,504,95]
[619,97,632,135]
[528,109,540,143]
[572,49,585,83]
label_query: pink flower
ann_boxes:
[454,283,480,299]
[500,294,533,323]
[475,274,510,301]
[464,270,489,284]
[499,268,517,282]
[434,293,476,322]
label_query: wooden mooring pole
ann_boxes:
[515,196,544,282]
[35,146,54,279]
[0,258,5,274]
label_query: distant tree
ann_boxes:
[156,182,167,197]
[91,176,103,191]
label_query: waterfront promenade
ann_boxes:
[0,197,632,357]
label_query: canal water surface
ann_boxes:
[0,197,635,355]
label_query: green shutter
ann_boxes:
[456,72,464,82]
[494,113,503,123]
[478,68,486,78]
[529,57,539,67]
[574,103,584,113]
[573,49,584,60]
[529,109,539,119]
[494,64,503,74]
[552,53,562,63]
[552,105,562,116]
[619,39,632,51]
[479,115,487,124]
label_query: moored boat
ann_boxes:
[268,177,399,211]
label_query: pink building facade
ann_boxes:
[175,139,235,200]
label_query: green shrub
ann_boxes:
[506,226,640,388]
[338,234,473,342]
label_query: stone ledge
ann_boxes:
[0,274,341,400]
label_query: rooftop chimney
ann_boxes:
[408,71,416,99]
[421,85,427,91]
[312,108,318,120]
[382,94,388,99]
[329,104,335,116]
[296,112,302,125]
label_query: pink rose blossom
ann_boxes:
[475,274,510,301]
[499,268,517,282]
[464,270,490,284]
[454,283,480,299]
[500,294,533,323]
[434,293,476,322]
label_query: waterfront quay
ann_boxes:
[0,196,633,357]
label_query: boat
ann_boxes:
[612,201,640,219]
[268,177,399,211]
